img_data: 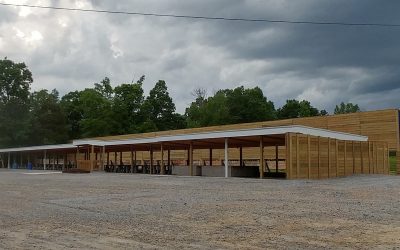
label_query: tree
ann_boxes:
[60,91,84,139]
[112,76,146,134]
[78,88,117,138]
[94,77,113,100]
[225,86,276,123]
[28,89,69,145]
[142,80,185,131]
[334,102,361,114]
[0,58,32,147]
[277,99,320,119]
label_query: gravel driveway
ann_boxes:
[0,170,399,249]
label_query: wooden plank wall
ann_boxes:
[91,109,399,151]
[286,133,390,179]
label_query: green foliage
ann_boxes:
[0,58,360,148]
[334,102,361,114]
[113,77,145,134]
[142,80,185,131]
[185,86,277,128]
[28,89,69,145]
[277,99,323,119]
[0,58,32,147]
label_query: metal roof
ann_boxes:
[0,144,76,153]
[74,125,368,147]
[0,125,368,153]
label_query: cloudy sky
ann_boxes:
[0,0,399,113]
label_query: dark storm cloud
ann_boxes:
[0,0,399,113]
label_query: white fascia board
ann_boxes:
[73,140,105,146]
[95,125,368,147]
[0,144,76,153]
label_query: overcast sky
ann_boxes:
[0,0,399,113]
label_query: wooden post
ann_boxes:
[307,135,311,179]
[224,138,229,178]
[317,137,321,179]
[75,147,78,169]
[239,147,243,168]
[101,146,105,171]
[7,152,10,169]
[285,133,292,179]
[360,142,364,174]
[344,141,347,176]
[107,152,110,167]
[352,141,355,174]
[90,145,95,172]
[375,144,378,174]
[328,138,331,178]
[114,152,117,168]
[20,153,23,169]
[209,148,213,166]
[161,143,165,175]
[44,150,47,170]
[167,150,170,168]
[130,147,134,174]
[119,151,123,166]
[335,139,339,177]
[368,142,371,174]
[189,142,193,176]
[150,146,154,174]
[259,136,264,179]
[275,145,279,173]
[296,134,300,178]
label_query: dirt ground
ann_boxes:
[0,170,399,249]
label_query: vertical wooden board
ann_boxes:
[298,136,309,179]
[310,137,319,179]
[353,142,362,174]
[337,141,346,177]
[318,137,329,179]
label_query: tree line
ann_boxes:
[0,58,361,147]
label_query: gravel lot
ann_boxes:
[0,170,399,249]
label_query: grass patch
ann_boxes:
[389,156,397,175]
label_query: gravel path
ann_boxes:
[0,170,399,249]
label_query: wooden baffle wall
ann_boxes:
[285,133,389,179]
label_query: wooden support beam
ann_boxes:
[44,150,47,170]
[275,145,279,173]
[130,147,134,174]
[240,147,243,168]
[317,137,321,179]
[161,143,165,175]
[209,148,213,166]
[285,133,292,179]
[360,142,364,174]
[344,141,347,176]
[368,142,371,174]
[375,144,378,174]
[296,134,300,178]
[167,150,170,167]
[7,152,10,169]
[259,136,264,179]
[189,142,193,176]
[107,152,110,167]
[90,145,95,172]
[150,146,154,174]
[307,135,311,179]
[101,146,105,171]
[352,141,355,174]
[224,138,229,178]
[328,138,331,178]
[335,139,339,177]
